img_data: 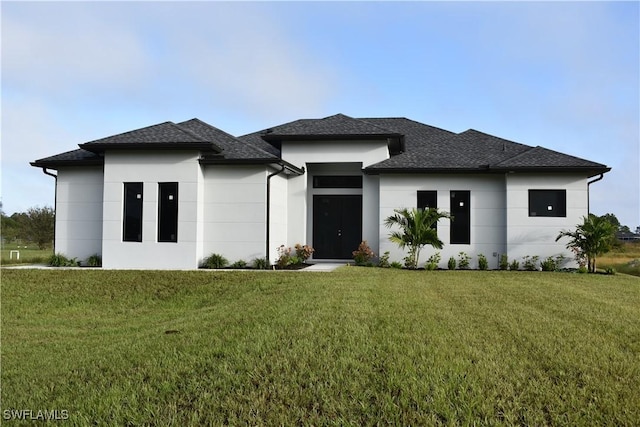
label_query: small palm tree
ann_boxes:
[556,214,616,273]
[384,207,451,269]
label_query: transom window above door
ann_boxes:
[313,176,363,189]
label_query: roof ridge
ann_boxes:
[362,117,456,136]
[491,145,538,167]
[458,129,531,146]
[352,117,401,135]
[171,122,210,143]
[178,118,279,160]
[82,121,174,144]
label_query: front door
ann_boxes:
[313,195,362,259]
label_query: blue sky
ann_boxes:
[2,1,639,229]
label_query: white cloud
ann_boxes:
[147,3,337,121]
[2,2,150,96]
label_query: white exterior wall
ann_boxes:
[282,140,388,259]
[101,151,201,269]
[363,174,380,253]
[506,174,588,267]
[379,174,506,269]
[269,172,288,262]
[55,166,104,262]
[202,165,267,265]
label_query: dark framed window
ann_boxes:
[158,182,178,242]
[529,190,566,217]
[418,191,438,229]
[123,182,143,242]
[313,175,363,189]
[450,191,470,244]
[417,191,437,210]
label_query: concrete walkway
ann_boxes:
[303,263,346,272]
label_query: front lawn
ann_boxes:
[0,243,52,266]
[2,269,639,425]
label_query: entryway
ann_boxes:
[312,195,362,259]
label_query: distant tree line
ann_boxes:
[599,213,637,235]
[1,204,55,249]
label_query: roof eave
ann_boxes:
[199,157,304,175]
[30,159,105,169]
[79,142,222,153]
[364,166,612,176]
[490,166,612,176]
[261,133,402,142]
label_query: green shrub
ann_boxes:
[403,256,415,269]
[523,255,539,271]
[230,260,247,269]
[425,252,441,271]
[448,256,456,270]
[252,257,270,270]
[605,267,616,275]
[202,253,228,269]
[276,245,293,268]
[277,244,313,268]
[540,256,566,272]
[578,265,588,274]
[390,261,403,269]
[48,253,79,267]
[352,241,375,266]
[377,251,391,268]
[478,254,488,270]
[509,260,520,271]
[458,252,470,270]
[86,254,102,267]
[540,257,554,271]
[499,254,509,270]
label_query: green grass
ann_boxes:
[0,243,52,266]
[599,242,640,277]
[2,269,639,425]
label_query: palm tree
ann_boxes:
[384,207,451,269]
[556,214,616,273]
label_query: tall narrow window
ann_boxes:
[123,182,143,242]
[417,191,438,229]
[450,191,470,244]
[158,182,178,242]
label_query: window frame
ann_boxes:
[123,182,143,242]
[450,190,470,245]
[417,190,438,230]
[312,175,363,189]
[158,182,178,243]
[417,190,437,210]
[528,189,567,217]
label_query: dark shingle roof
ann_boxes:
[364,124,609,176]
[492,145,606,169]
[31,148,103,168]
[79,121,222,153]
[177,118,278,161]
[261,114,401,140]
[31,114,611,177]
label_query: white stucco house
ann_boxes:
[31,114,610,269]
